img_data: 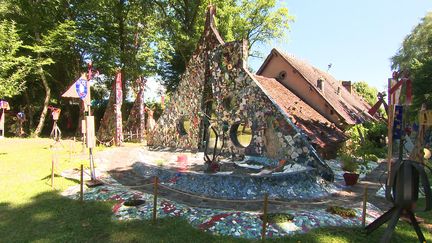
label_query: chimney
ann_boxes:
[341,81,352,94]
[317,78,324,92]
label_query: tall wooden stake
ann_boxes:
[80,164,84,202]
[261,193,269,241]
[51,154,55,188]
[386,77,395,186]
[69,140,72,162]
[152,176,159,224]
[362,185,368,227]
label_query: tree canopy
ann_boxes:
[0,0,292,136]
[0,20,32,98]
[352,81,379,106]
[391,12,432,111]
[154,0,292,92]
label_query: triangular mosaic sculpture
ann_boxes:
[150,6,333,181]
[97,81,120,143]
[125,79,146,142]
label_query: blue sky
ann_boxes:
[248,0,432,91]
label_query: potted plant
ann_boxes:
[340,153,359,186]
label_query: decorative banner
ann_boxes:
[388,78,401,105]
[86,116,96,148]
[75,77,88,100]
[393,105,403,139]
[420,110,432,125]
[405,79,412,105]
[115,71,123,146]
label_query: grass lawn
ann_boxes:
[0,138,431,242]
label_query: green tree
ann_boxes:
[0,20,32,98]
[155,0,293,92]
[391,12,432,111]
[352,81,379,106]
[1,0,82,136]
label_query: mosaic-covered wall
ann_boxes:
[125,79,146,142]
[150,6,333,180]
[97,82,118,143]
[148,6,224,149]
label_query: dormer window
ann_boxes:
[276,71,287,82]
[317,78,324,91]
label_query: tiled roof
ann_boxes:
[260,49,375,125]
[253,75,347,149]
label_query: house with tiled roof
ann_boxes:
[257,49,375,129]
[253,75,347,158]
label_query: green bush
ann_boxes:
[340,154,358,172]
[364,154,379,162]
[264,213,295,223]
[326,206,356,218]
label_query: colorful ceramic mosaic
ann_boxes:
[63,175,381,240]
[150,6,333,181]
[125,78,146,142]
[97,73,123,144]
[133,162,337,200]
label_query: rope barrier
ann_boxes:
[96,177,154,189]
[157,184,265,203]
[80,174,339,206]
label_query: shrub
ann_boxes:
[326,206,356,218]
[263,213,295,223]
[340,154,358,172]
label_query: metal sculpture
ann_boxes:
[200,111,228,173]
[366,160,431,242]
[48,106,62,141]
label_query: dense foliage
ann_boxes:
[0,0,292,137]
[0,20,32,97]
[391,12,432,112]
[338,122,387,172]
[352,81,379,107]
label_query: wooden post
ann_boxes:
[51,152,55,188]
[261,193,269,241]
[73,137,76,156]
[152,176,158,224]
[362,185,368,227]
[80,164,84,203]
[387,104,394,186]
[69,140,72,162]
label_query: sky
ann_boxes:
[248,0,432,91]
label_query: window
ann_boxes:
[276,71,287,82]
[317,78,324,91]
[177,116,191,136]
[230,122,253,148]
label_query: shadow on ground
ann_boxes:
[0,189,428,242]
[0,191,248,242]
